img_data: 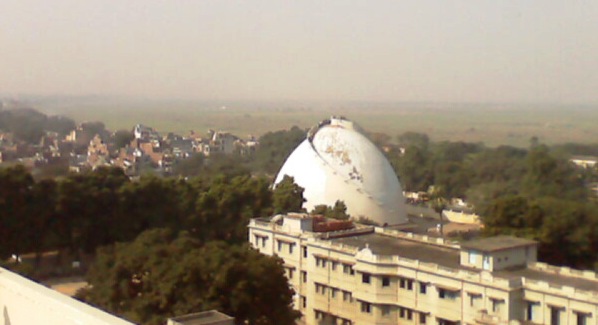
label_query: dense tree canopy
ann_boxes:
[0,165,306,262]
[0,108,76,143]
[248,126,305,175]
[80,229,299,325]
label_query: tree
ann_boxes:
[81,229,300,325]
[28,178,59,265]
[395,145,433,191]
[329,200,350,220]
[117,175,189,242]
[428,185,448,233]
[250,126,306,174]
[55,167,129,255]
[0,165,34,259]
[397,132,429,150]
[272,175,305,214]
[113,129,135,149]
[190,175,273,244]
[45,115,76,136]
[309,200,350,220]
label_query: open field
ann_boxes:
[34,98,598,147]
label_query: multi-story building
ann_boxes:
[248,213,598,325]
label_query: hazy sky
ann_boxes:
[2,1,598,103]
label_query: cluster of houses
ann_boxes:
[0,122,259,177]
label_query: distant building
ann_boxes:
[200,131,237,156]
[570,155,598,169]
[133,124,160,141]
[249,213,598,325]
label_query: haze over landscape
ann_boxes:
[2,0,598,104]
[2,1,598,147]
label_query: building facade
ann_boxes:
[248,213,598,325]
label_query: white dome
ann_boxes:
[274,117,408,225]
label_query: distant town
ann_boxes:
[0,103,259,178]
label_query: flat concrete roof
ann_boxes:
[169,310,233,325]
[328,233,598,294]
[330,233,462,269]
[460,236,537,253]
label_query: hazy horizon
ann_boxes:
[3,1,598,105]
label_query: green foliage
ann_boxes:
[391,133,596,269]
[45,115,77,136]
[397,132,429,149]
[113,129,135,149]
[249,126,305,175]
[310,200,350,220]
[0,165,34,258]
[189,175,273,245]
[172,153,205,177]
[0,108,76,143]
[82,229,299,325]
[272,175,305,214]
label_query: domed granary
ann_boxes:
[274,117,408,225]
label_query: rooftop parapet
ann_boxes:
[374,227,460,249]
[522,278,598,303]
[530,262,598,281]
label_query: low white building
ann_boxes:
[249,213,598,325]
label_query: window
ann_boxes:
[382,276,390,287]
[331,261,338,271]
[420,313,427,324]
[315,283,326,295]
[420,282,427,294]
[400,278,413,290]
[483,255,491,270]
[301,296,306,308]
[287,268,294,279]
[526,301,540,321]
[343,264,354,275]
[398,307,412,319]
[288,243,294,254]
[362,273,371,284]
[491,298,504,313]
[360,302,371,314]
[438,288,459,300]
[342,319,352,325]
[301,271,307,283]
[315,310,324,320]
[342,291,352,302]
[277,240,283,252]
[469,293,482,308]
[550,307,561,325]
[330,288,337,298]
[254,235,267,248]
[576,312,589,325]
[381,305,391,317]
[302,246,308,258]
[469,250,478,264]
[315,257,327,268]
